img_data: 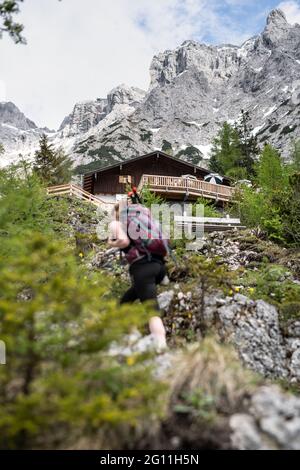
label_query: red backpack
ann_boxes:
[120,204,169,265]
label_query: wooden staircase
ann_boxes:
[47,184,115,208]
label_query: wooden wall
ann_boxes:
[89,154,209,195]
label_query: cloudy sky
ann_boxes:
[0,0,300,129]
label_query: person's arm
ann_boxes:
[108,220,130,249]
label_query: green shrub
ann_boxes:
[140,131,152,142]
[234,145,300,246]
[140,186,165,208]
[0,167,165,449]
[238,263,300,327]
[194,197,220,218]
[0,232,164,449]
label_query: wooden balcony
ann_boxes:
[138,174,234,202]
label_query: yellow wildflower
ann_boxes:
[126,356,135,366]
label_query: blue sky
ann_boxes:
[136,1,274,44]
[199,2,276,43]
[0,0,300,129]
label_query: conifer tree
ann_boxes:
[291,140,300,171]
[161,140,173,155]
[33,134,72,185]
[210,114,259,179]
[209,122,242,176]
[257,144,285,191]
[234,110,259,177]
[51,146,73,184]
[33,134,56,182]
[0,142,4,156]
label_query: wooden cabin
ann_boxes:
[82,151,233,203]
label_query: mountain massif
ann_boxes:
[1,9,300,172]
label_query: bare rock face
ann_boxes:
[230,386,300,450]
[138,8,300,160]
[0,102,44,167]
[48,8,300,167]
[58,99,108,137]
[1,9,300,169]
[57,84,146,139]
[106,84,146,114]
[262,9,291,46]
[0,102,37,131]
[214,294,289,379]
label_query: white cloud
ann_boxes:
[0,80,7,101]
[0,0,258,129]
[128,0,252,50]
[277,0,300,24]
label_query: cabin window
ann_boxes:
[119,175,132,184]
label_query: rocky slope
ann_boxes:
[24,194,300,450]
[1,9,300,171]
[91,228,300,382]
[86,223,300,450]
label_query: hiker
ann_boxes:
[108,192,168,349]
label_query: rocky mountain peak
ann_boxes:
[58,99,107,137]
[263,9,291,46]
[266,8,288,26]
[57,84,146,139]
[106,84,146,114]
[0,101,37,131]
[1,9,300,170]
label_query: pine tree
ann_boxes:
[257,144,284,191]
[234,110,259,177]
[291,140,300,171]
[161,140,173,155]
[33,134,56,182]
[51,147,73,185]
[209,122,242,176]
[0,142,4,156]
[33,134,72,185]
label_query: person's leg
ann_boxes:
[131,262,167,349]
[120,263,157,305]
[120,283,138,304]
[149,316,166,350]
[155,263,167,285]
[132,262,160,308]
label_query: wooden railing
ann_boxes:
[138,174,234,202]
[47,184,115,207]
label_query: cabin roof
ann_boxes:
[83,150,229,182]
